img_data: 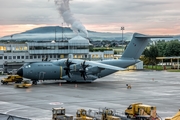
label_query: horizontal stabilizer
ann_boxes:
[134,33,173,38]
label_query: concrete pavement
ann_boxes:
[0,70,179,120]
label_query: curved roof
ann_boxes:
[68,35,89,44]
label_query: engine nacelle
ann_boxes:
[86,66,102,75]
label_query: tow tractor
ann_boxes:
[74,109,93,120]
[52,107,73,120]
[1,75,23,84]
[125,103,160,120]
[14,80,32,88]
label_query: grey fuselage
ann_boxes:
[20,58,139,82]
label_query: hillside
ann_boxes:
[0,26,178,41]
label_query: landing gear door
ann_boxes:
[39,72,45,80]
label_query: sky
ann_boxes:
[0,0,180,37]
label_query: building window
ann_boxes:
[38,55,41,59]
[34,55,37,59]
[30,56,33,59]
[24,47,28,50]
[0,46,4,50]
[50,55,52,58]
[0,56,2,59]
[9,56,12,59]
[21,56,24,59]
[17,56,20,59]
[4,56,7,59]
[15,47,18,50]
[26,56,29,59]
[60,55,64,58]
[3,47,6,51]
[54,55,56,58]
[13,56,16,59]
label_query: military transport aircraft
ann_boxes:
[17,33,172,84]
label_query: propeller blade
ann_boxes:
[63,58,75,78]
[79,60,89,81]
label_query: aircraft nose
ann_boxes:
[17,68,23,76]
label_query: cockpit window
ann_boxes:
[25,65,31,68]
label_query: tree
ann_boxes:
[142,45,159,68]
[156,40,167,56]
[164,40,180,56]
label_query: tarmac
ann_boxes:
[0,70,180,120]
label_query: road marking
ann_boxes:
[49,102,63,105]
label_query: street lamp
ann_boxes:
[121,26,125,53]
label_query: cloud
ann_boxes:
[0,0,180,36]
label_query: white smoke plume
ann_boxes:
[54,0,88,37]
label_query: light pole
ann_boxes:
[121,26,125,54]
[55,27,56,42]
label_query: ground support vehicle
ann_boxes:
[165,109,180,120]
[87,108,122,120]
[74,109,93,120]
[1,75,23,84]
[52,107,73,120]
[14,80,32,88]
[125,103,160,120]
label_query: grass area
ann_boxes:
[144,65,180,72]
[167,69,180,72]
[144,65,165,70]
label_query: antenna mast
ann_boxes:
[62,23,63,41]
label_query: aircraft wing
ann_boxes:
[85,61,125,71]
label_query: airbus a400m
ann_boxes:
[17,33,172,85]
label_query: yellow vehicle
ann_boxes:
[52,107,73,120]
[14,80,32,88]
[87,108,120,120]
[1,75,23,84]
[165,109,180,120]
[74,109,93,120]
[101,108,120,120]
[125,103,159,120]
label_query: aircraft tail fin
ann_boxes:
[121,33,173,60]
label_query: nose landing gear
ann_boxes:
[32,80,38,85]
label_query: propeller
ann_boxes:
[79,61,90,80]
[63,59,75,78]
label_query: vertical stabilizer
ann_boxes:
[121,33,173,60]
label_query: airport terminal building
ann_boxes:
[0,36,114,72]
